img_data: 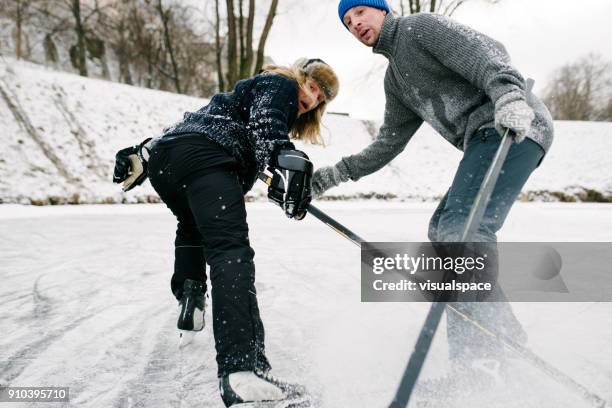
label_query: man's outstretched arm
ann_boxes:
[312,85,423,197]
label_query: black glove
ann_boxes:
[267,149,313,220]
[112,138,153,191]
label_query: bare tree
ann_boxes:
[16,0,31,59]
[214,0,225,91]
[253,0,278,74]
[0,0,34,59]
[393,0,500,16]
[215,0,280,91]
[1,0,216,96]
[43,33,59,64]
[155,0,182,93]
[70,0,87,75]
[95,0,138,84]
[225,0,238,87]
[601,99,612,122]
[124,3,162,88]
[38,0,103,76]
[28,0,106,77]
[99,0,216,95]
[240,0,255,78]
[542,53,612,121]
[238,0,244,70]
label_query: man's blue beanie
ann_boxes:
[338,0,390,25]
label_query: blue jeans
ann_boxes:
[429,128,544,243]
[428,128,545,362]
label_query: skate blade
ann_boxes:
[178,330,198,348]
[232,395,312,408]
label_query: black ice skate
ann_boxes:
[219,370,311,407]
[177,279,206,332]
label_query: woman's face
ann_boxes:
[297,78,325,116]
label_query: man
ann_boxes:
[312,0,554,384]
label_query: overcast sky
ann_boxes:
[265,0,612,120]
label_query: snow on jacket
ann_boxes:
[162,72,298,192]
[336,13,554,182]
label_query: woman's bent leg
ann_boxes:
[184,168,270,378]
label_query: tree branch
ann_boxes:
[214,0,225,91]
[253,0,278,75]
[242,0,255,78]
[225,0,238,87]
[238,0,245,75]
[444,0,467,16]
[156,0,181,93]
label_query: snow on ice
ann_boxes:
[1,203,612,407]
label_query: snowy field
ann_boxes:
[1,58,611,205]
[1,202,611,408]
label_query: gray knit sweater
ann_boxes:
[336,13,554,182]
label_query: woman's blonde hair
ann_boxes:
[261,64,327,146]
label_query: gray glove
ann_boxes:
[312,163,350,198]
[494,99,535,144]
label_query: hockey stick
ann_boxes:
[258,173,365,247]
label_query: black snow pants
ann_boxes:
[147,139,271,378]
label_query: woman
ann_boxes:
[112,58,339,406]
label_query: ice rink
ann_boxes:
[1,202,611,407]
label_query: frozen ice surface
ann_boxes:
[1,202,611,407]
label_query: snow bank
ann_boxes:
[1,58,611,205]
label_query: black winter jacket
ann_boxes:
[162,72,299,192]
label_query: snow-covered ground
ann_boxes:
[1,57,611,205]
[1,202,611,407]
